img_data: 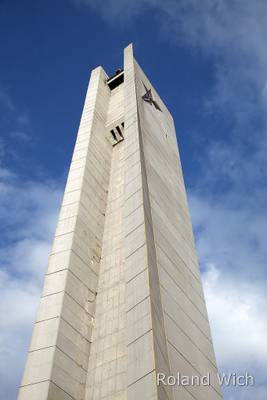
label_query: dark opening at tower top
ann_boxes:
[107,69,124,90]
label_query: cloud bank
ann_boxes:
[0,139,62,399]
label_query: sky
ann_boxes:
[0,1,267,399]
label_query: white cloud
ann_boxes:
[10,131,31,142]
[72,0,155,21]
[0,85,31,145]
[0,269,41,400]
[0,164,62,399]
[0,88,14,112]
[189,192,267,281]
[202,264,267,400]
[189,189,267,399]
[17,113,30,126]
[203,264,267,368]
[0,88,63,399]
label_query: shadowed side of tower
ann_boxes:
[17,44,222,400]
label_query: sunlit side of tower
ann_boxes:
[18,44,222,400]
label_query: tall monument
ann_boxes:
[18,44,222,400]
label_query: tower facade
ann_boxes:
[18,44,222,400]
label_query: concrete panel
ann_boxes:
[126,297,152,345]
[126,268,150,311]
[18,381,50,400]
[127,331,155,386]
[30,318,60,351]
[128,371,157,400]
[21,347,55,386]
[125,243,147,282]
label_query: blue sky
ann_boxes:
[0,1,267,399]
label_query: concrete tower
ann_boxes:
[18,44,222,400]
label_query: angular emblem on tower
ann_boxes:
[142,82,162,111]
